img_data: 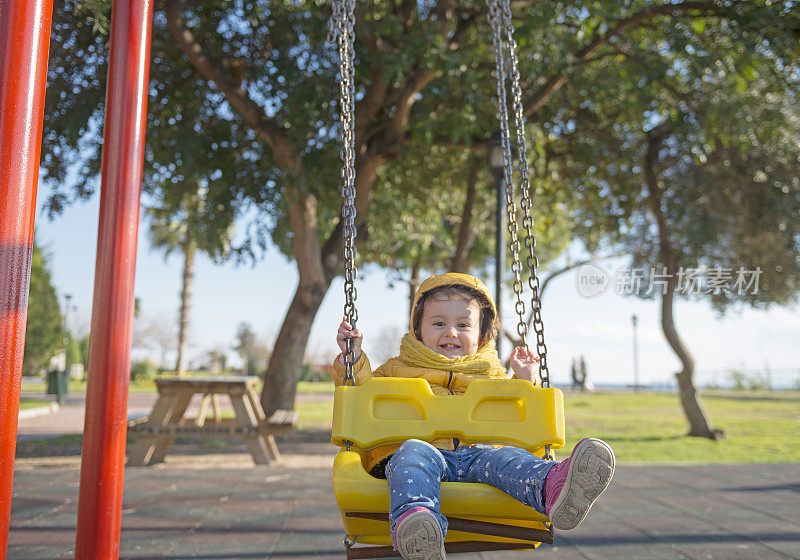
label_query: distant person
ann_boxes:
[571,356,587,390]
[334,273,615,560]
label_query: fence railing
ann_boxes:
[553,368,800,392]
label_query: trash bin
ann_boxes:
[46,369,68,405]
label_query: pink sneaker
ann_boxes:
[393,507,446,560]
[544,438,615,530]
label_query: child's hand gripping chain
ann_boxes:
[337,317,362,364]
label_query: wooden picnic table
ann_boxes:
[127,376,296,466]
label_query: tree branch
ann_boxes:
[354,69,390,148]
[164,0,302,173]
[501,253,623,343]
[524,1,730,118]
[644,125,673,267]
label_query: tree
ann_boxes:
[23,244,63,376]
[132,312,177,368]
[65,332,82,376]
[233,322,258,375]
[362,124,578,321]
[544,6,800,438]
[41,0,799,416]
[359,145,496,314]
[145,187,234,376]
[206,347,228,374]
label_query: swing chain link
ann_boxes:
[329,0,358,385]
[487,0,527,350]
[489,0,549,387]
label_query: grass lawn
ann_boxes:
[296,399,335,430]
[297,380,336,393]
[22,379,157,394]
[295,384,799,464]
[557,390,799,463]
[19,398,52,410]
[19,377,798,464]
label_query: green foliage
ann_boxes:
[130,359,159,383]
[363,128,575,286]
[363,146,492,274]
[65,332,82,371]
[43,0,280,258]
[544,2,800,310]
[45,1,798,275]
[146,186,234,263]
[298,363,327,382]
[42,0,584,270]
[23,244,63,376]
[233,322,269,375]
[145,185,235,374]
[41,1,800,406]
[728,369,773,392]
[77,334,91,371]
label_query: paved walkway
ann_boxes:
[18,392,201,441]
[10,453,800,560]
[12,393,800,559]
[17,390,331,441]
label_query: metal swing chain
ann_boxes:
[496,0,550,388]
[487,0,528,351]
[488,0,550,390]
[329,0,358,386]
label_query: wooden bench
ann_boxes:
[127,376,297,466]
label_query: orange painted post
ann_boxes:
[74,0,153,556]
[0,0,55,556]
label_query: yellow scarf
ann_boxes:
[398,332,507,377]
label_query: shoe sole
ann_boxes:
[395,510,446,560]
[549,438,615,530]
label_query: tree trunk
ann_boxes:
[261,279,329,416]
[644,131,722,440]
[408,261,421,318]
[450,159,479,272]
[260,156,384,415]
[174,237,195,377]
[661,270,721,438]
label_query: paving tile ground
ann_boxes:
[12,393,800,559]
[9,453,800,560]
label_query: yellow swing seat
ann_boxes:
[331,377,565,552]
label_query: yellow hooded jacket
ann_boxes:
[331,273,535,473]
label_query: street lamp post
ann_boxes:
[63,293,73,374]
[63,294,72,346]
[632,313,640,391]
[488,131,506,358]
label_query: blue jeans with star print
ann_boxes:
[385,438,556,536]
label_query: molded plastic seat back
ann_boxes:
[332,377,565,453]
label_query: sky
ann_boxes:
[33,182,800,389]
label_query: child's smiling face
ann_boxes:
[419,295,481,358]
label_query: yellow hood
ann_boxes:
[410,273,497,330]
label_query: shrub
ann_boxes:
[130,360,158,383]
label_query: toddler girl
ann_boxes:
[333,273,614,560]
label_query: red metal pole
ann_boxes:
[0,0,54,557]
[74,0,153,556]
